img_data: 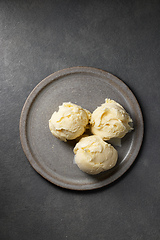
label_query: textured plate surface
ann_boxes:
[19,67,143,190]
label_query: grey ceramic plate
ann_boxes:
[20,67,143,190]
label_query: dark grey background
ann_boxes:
[0,0,160,239]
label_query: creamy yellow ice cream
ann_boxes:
[49,102,91,142]
[90,99,133,140]
[74,135,118,175]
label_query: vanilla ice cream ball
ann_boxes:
[49,102,91,142]
[90,99,133,140]
[73,135,118,175]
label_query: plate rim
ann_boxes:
[19,66,144,190]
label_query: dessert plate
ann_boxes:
[19,67,143,190]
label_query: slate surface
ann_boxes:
[0,1,160,239]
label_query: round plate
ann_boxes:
[19,67,143,190]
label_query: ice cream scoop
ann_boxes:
[74,135,118,175]
[49,102,91,142]
[90,99,133,140]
